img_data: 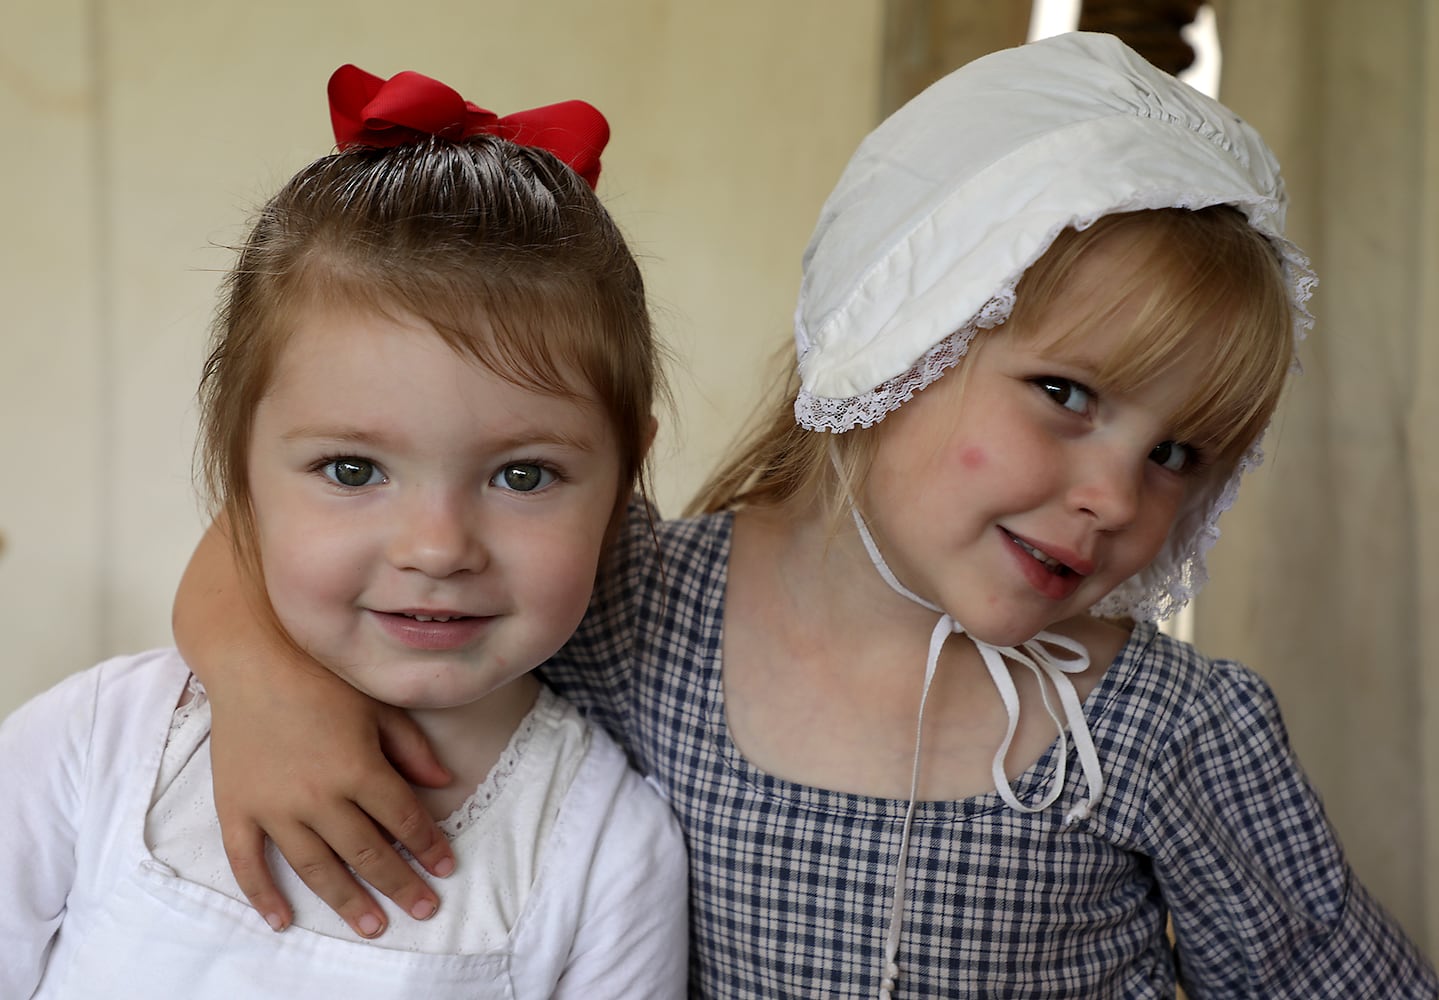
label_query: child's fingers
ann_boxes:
[378,705,452,789]
[362,783,456,882]
[299,802,443,928]
[260,818,398,939]
[219,819,293,932]
[373,707,457,878]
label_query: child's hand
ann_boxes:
[176,521,455,937]
[207,666,455,937]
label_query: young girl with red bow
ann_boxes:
[170,35,1435,999]
[0,64,687,999]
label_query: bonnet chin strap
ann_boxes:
[846,505,1106,1000]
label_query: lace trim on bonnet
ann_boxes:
[796,217,1316,623]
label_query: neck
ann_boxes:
[736,497,957,657]
[403,672,542,820]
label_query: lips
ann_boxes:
[368,609,493,651]
[1010,534,1071,575]
[1000,529,1089,601]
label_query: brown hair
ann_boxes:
[688,205,1292,519]
[198,135,662,580]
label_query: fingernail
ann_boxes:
[433,857,455,877]
[265,913,286,932]
[411,898,436,920]
[358,913,383,937]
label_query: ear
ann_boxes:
[640,414,659,460]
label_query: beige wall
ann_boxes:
[3,0,108,721]
[1199,0,1438,954]
[0,0,883,711]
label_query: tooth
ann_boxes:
[1014,537,1063,571]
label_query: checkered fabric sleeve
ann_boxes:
[1128,657,1437,998]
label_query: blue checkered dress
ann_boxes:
[538,505,1437,998]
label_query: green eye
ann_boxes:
[492,463,556,493]
[323,458,384,487]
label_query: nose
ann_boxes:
[387,490,487,578]
[1067,447,1143,530]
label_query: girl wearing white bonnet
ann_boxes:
[175,31,1437,998]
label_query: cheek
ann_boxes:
[519,519,609,624]
[257,510,366,614]
[1131,486,1188,558]
[260,542,367,660]
[262,548,335,614]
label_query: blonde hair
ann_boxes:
[689,205,1292,519]
[199,135,663,583]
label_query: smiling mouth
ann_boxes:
[380,611,484,625]
[371,610,491,651]
[1006,532,1079,577]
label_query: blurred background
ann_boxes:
[3,0,1436,960]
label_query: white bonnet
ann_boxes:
[794,31,1315,621]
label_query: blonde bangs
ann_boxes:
[1010,207,1293,469]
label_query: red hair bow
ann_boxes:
[327,63,609,189]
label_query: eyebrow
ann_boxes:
[279,425,600,453]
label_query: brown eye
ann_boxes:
[1149,441,1192,472]
[1033,376,1093,415]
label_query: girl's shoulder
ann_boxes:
[544,501,733,721]
[596,497,734,606]
[636,498,734,567]
[1102,622,1280,719]
[5,648,191,739]
[1090,623,1296,800]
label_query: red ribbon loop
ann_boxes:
[327,64,609,189]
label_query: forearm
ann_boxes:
[172,519,454,937]
[174,519,314,691]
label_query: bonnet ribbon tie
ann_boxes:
[846,505,1105,999]
[327,63,609,189]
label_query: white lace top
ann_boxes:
[4,649,688,997]
[147,679,587,953]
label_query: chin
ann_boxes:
[949,617,1040,649]
[957,604,1080,648]
[974,627,1047,649]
